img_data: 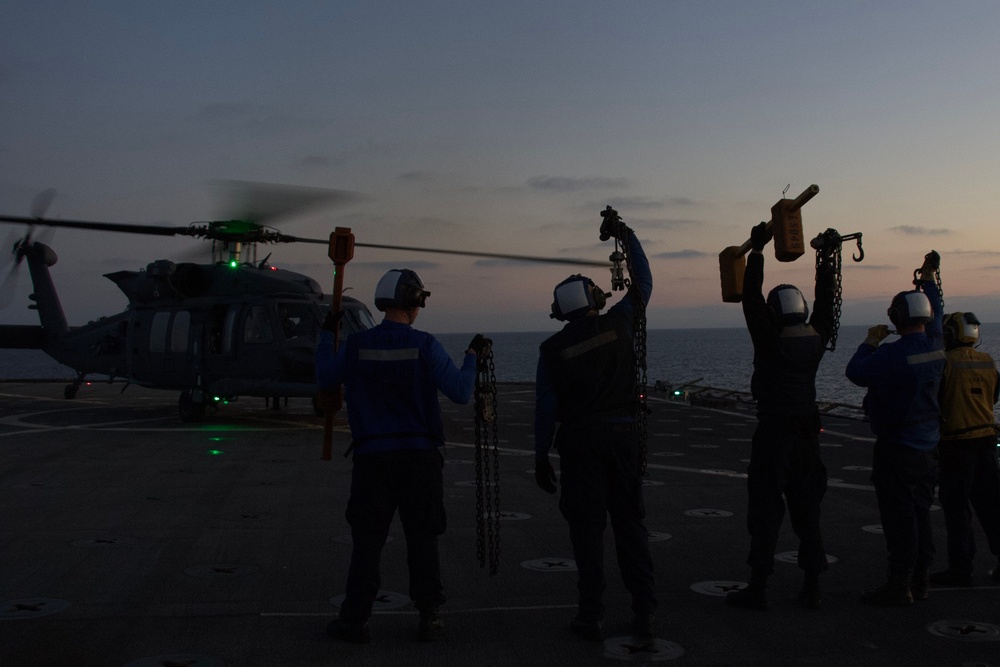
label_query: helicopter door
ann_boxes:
[133,310,195,386]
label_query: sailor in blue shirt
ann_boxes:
[534,211,656,646]
[846,252,945,605]
[316,268,487,643]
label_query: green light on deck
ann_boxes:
[208,449,224,456]
[229,260,239,268]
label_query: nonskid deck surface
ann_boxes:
[1,382,998,666]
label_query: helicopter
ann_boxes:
[0,184,608,421]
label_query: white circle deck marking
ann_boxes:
[605,637,684,661]
[521,558,577,572]
[0,598,71,620]
[843,465,873,471]
[642,479,665,486]
[647,531,672,542]
[690,581,745,597]
[690,444,719,449]
[926,620,1000,641]
[684,509,733,517]
[862,525,884,534]
[653,452,684,457]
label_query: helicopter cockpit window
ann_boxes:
[170,311,190,353]
[278,302,314,339]
[244,305,273,344]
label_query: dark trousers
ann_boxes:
[871,439,938,576]
[340,449,446,622]
[556,422,657,619]
[938,436,1000,574]
[745,414,828,575]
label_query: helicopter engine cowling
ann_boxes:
[104,260,212,303]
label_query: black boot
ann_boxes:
[418,608,444,642]
[631,613,655,649]
[727,571,768,611]
[798,571,821,609]
[861,572,913,606]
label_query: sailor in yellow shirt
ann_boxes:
[931,312,1000,586]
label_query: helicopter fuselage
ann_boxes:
[1,242,374,417]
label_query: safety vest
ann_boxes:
[540,312,636,424]
[751,322,825,416]
[940,345,999,441]
[342,322,444,452]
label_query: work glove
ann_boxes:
[467,334,492,357]
[864,324,890,347]
[599,206,630,241]
[750,221,772,252]
[321,309,344,333]
[535,456,558,494]
[914,250,941,284]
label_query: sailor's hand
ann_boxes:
[321,309,344,333]
[535,456,558,494]
[750,221,772,252]
[915,250,940,284]
[467,334,492,357]
[864,324,890,347]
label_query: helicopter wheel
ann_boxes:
[178,389,207,422]
[64,384,78,400]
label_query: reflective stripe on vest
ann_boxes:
[559,329,619,360]
[358,347,420,361]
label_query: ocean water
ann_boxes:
[5,324,1000,410]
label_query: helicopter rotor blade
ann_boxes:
[0,215,198,237]
[212,180,367,225]
[30,188,57,219]
[285,235,609,267]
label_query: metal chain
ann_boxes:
[816,239,844,352]
[474,343,500,575]
[614,225,649,475]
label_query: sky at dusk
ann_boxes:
[3,1,999,334]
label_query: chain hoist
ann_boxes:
[602,206,649,474]
[912,250,944,311]
[810,228,864,352]
[473,339,500,575]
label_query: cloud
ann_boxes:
[292,155,343,172]
[852,264,896,270]
[397,171,436,183]
[584,196,689,212]
[653,249,711,259]
[526,176,630,192]
[889,225,952,236]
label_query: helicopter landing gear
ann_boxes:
[178,389,207,422]
[64,374,85,399]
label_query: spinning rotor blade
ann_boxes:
[212,180,366,224]
[0,214,194,237]
[286,235,609,267]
